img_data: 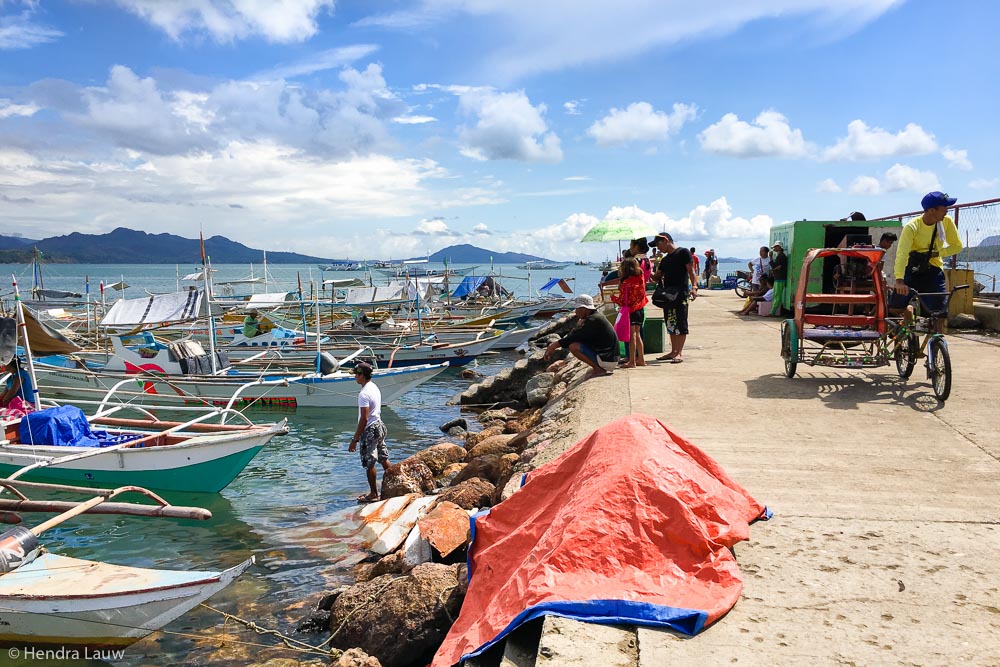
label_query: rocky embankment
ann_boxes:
[287,314,596,667]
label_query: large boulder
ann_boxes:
[438,417,467,434]
[334,649,382,667]
[464,424,505,450]
[380,460,435,499]
[417,501,471,557]
[478,407,518,424]
[328,563,466,667]
[525,372,555,407]
[408,443,468,476]
[466,434,517,460]
[492,453,522,505]
[451,454,502,485]
[436,478,495,510]
[949,313,980,329]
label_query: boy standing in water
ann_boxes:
[348,362,391,502]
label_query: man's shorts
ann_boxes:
[359,420,389,469]
[577,343,618,371]
[663,297,689,335]
[888,267,947,314]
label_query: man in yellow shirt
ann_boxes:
[890,191,963,320]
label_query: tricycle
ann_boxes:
[779,247,967,402]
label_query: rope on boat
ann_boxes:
[198,602,335,657]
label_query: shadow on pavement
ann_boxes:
[744,373,943,412]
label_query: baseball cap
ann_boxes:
[353,362,374,376]
[921,191,957,210]
[650,232,673,245]
[574,294,597,310]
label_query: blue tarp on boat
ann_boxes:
[452,276,487,299]
[18,406,141,448]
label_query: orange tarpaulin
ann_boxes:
[432,413,769,666]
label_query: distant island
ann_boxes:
[0,230,556,265]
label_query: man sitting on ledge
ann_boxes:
[544,294,619,377]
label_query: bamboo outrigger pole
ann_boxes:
[10,274,40,410]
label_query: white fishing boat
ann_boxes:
[0,479,252,648]
[0,405,288,492]
[515,260,571,270]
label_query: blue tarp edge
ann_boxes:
[459,600,708,662]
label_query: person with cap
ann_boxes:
[750,246,770,291]
[243,310,262,338]
[650,232,698,362]
[890,191,963,329]
[348,362,391,503]
[703,249,718,286]
[768,242,788,316]
[543,294,619,377]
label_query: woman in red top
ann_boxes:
[612,257,649,368]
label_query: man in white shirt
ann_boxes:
[348,362,390,502]
[750,246,770,290]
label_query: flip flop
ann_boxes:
[669,357,684,364]
[357,494,379,504]
[656,353,677,361]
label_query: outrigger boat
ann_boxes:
[0,478,252,648]
[0,403,288,492]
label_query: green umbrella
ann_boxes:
[580,218,657,243]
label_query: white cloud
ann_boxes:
[415,217,454,235]
[393,115,437,124]
[883,163,940,192]
[43,63,404,158]
[846,164,938,196]
[587,102,696,146]
[823,120,937,161]
[563,100,582,115]
[849,175,882,195]
[472,223,490,233]
[817,178,842,193]
[0,9,63,49]
[257,45,380,80]
[563,176,591,181]
[699,110,811,158]
[357,1,900,82]
[969,177,999,190]
[455,88,562,163]
[941,146,972,171]
[0,99,39,118]
[112,0,334,43]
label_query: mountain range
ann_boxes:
[0,229,553,264]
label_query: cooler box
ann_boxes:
[642,315,666,354]
[757,300,771,316]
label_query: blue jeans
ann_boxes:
[576,343,618,371]
[889,267,947,314]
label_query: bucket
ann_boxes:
[642,316,666,354]
[0,526,40,573]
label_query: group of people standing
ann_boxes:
[546,231,700,375]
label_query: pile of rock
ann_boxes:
[296,328,600,667]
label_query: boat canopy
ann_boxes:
[323,278,366,288]
[538,278,573,294]
[100,290,204,326]
[452,276,487,298]
[246,292,295,306]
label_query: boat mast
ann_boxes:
[200,231,219,374]
[10,275,40,409]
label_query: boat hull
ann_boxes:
[35,362,449,409]
[0,553,252,648]
[0,423,286,492]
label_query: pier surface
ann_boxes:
[505,290,1000,667]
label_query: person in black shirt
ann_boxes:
[544,294,618,377]
[650,232,698,363]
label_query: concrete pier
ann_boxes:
[476,289,1000,667]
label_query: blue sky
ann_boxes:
[0,0,997,261]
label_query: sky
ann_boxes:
[1,0,998,262]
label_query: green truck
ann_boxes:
[768,219,904,312]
